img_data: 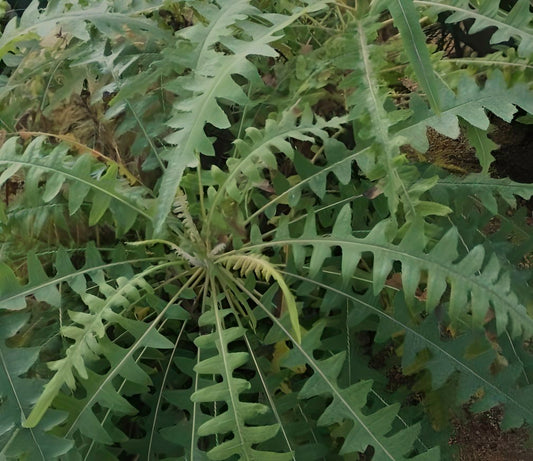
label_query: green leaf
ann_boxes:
[0,137,151,234]
[272,315,436,460]
[418,0,533,58]
[402,311,533,428]
[27,253,61,307]
[23,262,172,428]
[387,0,442,112]
[0,313,73,459]
[154,1,329,234]
[433,173,533,214]
[464,122,498,174]
[264,205,533,337]
[192,306,290,459]
[396,72,533,151]
[0,264,26,310]
[219,254,302,343]
[0,0,169,60]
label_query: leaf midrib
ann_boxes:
[246,237,532,330]
[0,158,151,220]
[285,272,533,422]
[0,257,160,308]
[414,1,533,40]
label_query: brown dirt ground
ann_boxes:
[451,406,533,461]
[491,117,533,186]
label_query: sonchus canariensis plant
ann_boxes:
[0,0,532,459]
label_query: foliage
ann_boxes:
[0,0,532,459]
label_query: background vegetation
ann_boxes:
[0,0,532,459]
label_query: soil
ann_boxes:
[408,127,482,175]
[491,117,533,186]
[451,406,533,461]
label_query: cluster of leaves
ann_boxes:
[0,0,532,459]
